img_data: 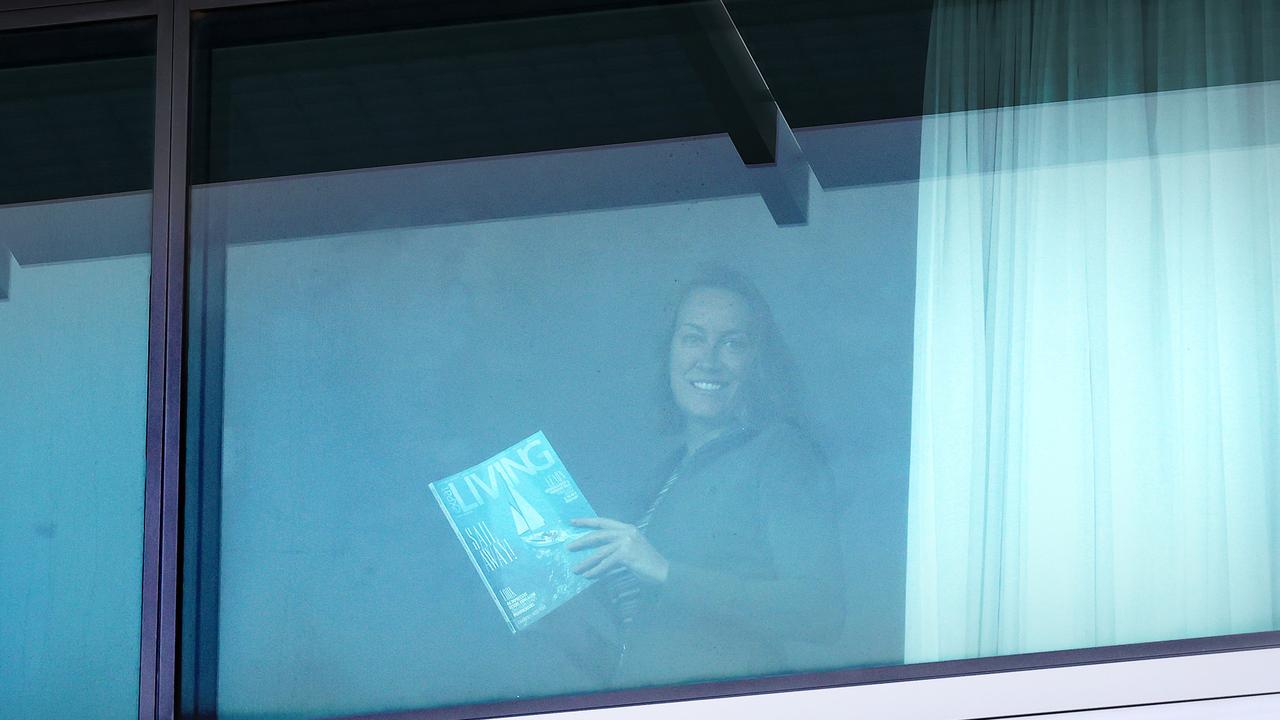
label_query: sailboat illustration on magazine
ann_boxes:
[429,431,598,633]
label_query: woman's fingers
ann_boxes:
[581,552,624,579]
[570,517,631,531]
[565,517,665,581]
[567,518,637,550]
[566,529,619,552]
[571,545,618,575]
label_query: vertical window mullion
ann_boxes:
[141,1,189,718]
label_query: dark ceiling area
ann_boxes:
[4,0,1275,205]
[0,19,155,207]
[189,0,935,184]
[0,0,934,205]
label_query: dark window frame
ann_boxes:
[1,1,1277,719]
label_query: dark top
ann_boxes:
[539,421,846,689]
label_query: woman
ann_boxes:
[565,266,845,687]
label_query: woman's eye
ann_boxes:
[679,333,704,346]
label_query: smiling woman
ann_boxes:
[669,286,759,438]
[660,267,804,442]
[550,266,846,687]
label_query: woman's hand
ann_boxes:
[567,517,669,584]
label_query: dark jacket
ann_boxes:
[539,422,846,689]
[614,421,845,686]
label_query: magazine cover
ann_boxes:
[429,431,598,633]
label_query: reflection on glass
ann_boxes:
[182,1,1279,718]
[557,269,846,688]
[195,132,915,717]
[0,20,154,720]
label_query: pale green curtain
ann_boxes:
[906,0,1280,663]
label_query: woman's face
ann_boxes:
[669,286,758,428]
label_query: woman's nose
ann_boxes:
[694,343,723,368]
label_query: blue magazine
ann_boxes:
[429,431,597,633]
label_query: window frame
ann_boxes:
[0,1,1277,718]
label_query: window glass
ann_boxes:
[0,18,155,720]
[183,1,1280,718]
[905,0,1280,662]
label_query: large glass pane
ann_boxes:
[182,1,1280,718]
[0,18,155,720]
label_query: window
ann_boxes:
[0,2,1276,719]
[0,17,156,720]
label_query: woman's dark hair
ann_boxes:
[656,265,805,434]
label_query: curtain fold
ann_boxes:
[906,0,1280,663]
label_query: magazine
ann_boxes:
[429,431,598,633]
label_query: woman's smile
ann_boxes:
[669,286,758,436]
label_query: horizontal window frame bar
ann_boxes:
[0,0,154,30]
[186,0,688,10]
[322,631,1280,720]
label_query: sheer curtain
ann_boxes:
[905,0,1280,662]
